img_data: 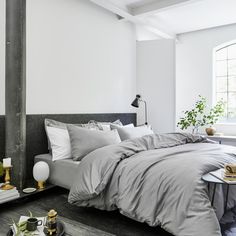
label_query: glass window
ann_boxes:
[215,43,236,122]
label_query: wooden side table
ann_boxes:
[202,172,236,212]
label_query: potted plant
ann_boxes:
[177,96,224,135]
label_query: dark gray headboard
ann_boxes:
[0,113,136,181]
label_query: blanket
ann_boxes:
[69,133,236,236]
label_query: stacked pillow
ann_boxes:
[88,119,122,131]
[110,124,154,141]
[45,118,102,151]
[45,118,154,162]
[45,119,123,161]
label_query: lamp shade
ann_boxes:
[33,161,50,182]
[131,95,141,108]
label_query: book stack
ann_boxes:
[224,164,236,181]
[0,185,20,204]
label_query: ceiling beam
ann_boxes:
[132,0,203,17]
[89,0,175,39]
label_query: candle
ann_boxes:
[3,158,11,167]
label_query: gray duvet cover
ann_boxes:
[68,133,236,236]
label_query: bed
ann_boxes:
[31,114,236,236]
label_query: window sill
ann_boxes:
[216,123,236,126]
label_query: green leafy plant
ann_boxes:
[177,95,225,133]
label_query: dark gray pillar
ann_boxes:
[5,0,26,189]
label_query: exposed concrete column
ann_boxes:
[5,0,26,189]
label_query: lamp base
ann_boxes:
[0,183,14,190]
[37,181,45,190]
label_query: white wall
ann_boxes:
[0,0,5,115]
[176,24,236,134]
[26,0,136,114]
[0,0,136,115]
[137,39,175,133]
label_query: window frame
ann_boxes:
[213,40,236,124]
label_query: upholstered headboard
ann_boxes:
[0,113,136,180]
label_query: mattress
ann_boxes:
[34,154,80,190]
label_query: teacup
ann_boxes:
[26,217,43,231]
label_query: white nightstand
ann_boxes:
[205,135,236,146]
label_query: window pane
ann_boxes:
[216,92,227,102]
[228,93,236,118]
[216,48,227,60]
[216,93,228,118]
[216,77,227,92]
[228,107,236,119]
[216,61,227,76]
[228,44,236,59]
[228,76,236,92]
[228,59,236,75]
[228,92,236,108]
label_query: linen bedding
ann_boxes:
[68,133,236,236]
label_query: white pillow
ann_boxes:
[112,125,154,141]
[46,126,71,161]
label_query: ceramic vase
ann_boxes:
[205,126,216,136]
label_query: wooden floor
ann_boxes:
[0,187,173,236]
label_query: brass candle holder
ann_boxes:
[37,181,45,190]
[46,209,58,235]
[0,166,14,190]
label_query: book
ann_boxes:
[0,185,20,203]
[0,187,18,196]
[210,168,236,184]
[0,194,20,204]
[0,190,19,200]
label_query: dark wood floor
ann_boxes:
[0,187,173,236]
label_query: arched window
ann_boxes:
[215,42,236,122]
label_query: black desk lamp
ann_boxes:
[131,94,148,125]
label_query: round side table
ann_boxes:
[202,172,236,212]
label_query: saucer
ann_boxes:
[22,187,37,193]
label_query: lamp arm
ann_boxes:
[140,99,148,125]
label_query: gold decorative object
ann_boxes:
[37,181,45,190]
[0,166,14,190]
[225,164,236,174]
[46,209,58,235]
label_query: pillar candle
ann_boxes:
[3,158,11,167]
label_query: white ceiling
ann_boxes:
[125,0,158,9]
[90,0,236,40]
[150,0,236,34]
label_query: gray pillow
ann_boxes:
[88,119,123,131]
[67,125,121,161]
[111,125,154,141]
[45,119,102,150]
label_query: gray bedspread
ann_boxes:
[68,133,236,236]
